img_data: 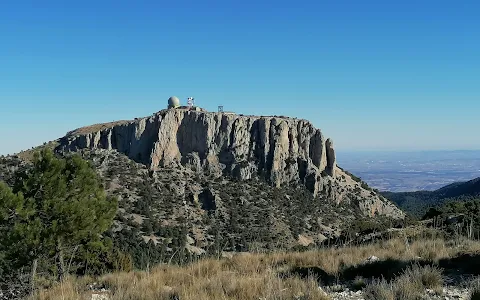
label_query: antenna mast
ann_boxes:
[187,97,195,109]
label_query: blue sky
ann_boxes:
[1,0,479,155]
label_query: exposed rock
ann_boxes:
[317,233,328,243]
[186,245,206,255]
[365,255,380,264]
[91,293,109,300]
[326,138,336,176]
[327,285,471,300]
[221,252,235,259]
[186,235,195,245]
[59,110,335,194]
[57,109,403,219]
[298,234,315,247]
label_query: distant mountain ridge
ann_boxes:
[435,177,480,198]
[383,177,480,217]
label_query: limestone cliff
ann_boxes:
[58,108,403,218]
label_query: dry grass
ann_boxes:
[470,278,480,300]
[364,279,395,300]
[34,267,328,300]
[409,265,443,290]
[67,121,131,136]
[16,141,59,161]
[364,265,443,300]
[32,237,480,300]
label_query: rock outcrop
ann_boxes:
[60,109,336,195]
[58,108,403,218]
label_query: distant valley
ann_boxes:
[337,150,480,192]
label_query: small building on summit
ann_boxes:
[167,96,181,109]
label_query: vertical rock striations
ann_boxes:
[60,109,333,194]
[58,108,403,218]
[325,138,336,177]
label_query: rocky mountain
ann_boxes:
[59,109,337,196]
[1,108,403,266]
[384,177,480,217]
[58,108,400,217]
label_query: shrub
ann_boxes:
[394,270,424,300]
[393,265,443,299]
[413,265,443,289]
[345,170,362,183]
[361,181,371,191]
[470,278,480,300]
[352,276,367,291]
[364,279,395,300]
[363,264,443,300]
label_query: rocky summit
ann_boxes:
[59,108,401,219]
[60,109,337,194]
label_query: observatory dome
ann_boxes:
[168,96,180,109]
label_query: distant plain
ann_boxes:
[337,150,480,192]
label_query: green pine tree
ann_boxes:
[0,181,39,276]
[0,148,117,286]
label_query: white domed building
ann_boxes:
[167,96,181,109]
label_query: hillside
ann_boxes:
[1,108,403,268]
[383,177,480,217]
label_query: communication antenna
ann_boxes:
[218,105,224,113]
[187,97,195,109]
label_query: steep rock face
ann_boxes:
[325,138,336,177]
[58,109,403,218]
[60,109,335,194]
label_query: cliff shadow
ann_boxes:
[176,115,209,162]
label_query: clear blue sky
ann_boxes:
[1,0,479,155]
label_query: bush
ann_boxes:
[345,170,362,183]
[394,270,424,300]
[363,264,443,300]
[412,265,443,289]
[352,276,367,291]
[470,278,480,300]
[364,279,395,300]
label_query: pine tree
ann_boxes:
[1,148,117,285]
[0,182,38,276]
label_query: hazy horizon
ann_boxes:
[337,149,480,192]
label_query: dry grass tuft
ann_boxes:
[99,263,329,300]
[351,276,367,291]
[470,278,480,300]
[67,121,131,136]
[33,278,84,300]
[410,264,443,290]
[364,279,395,300]
[364,265,443,300]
